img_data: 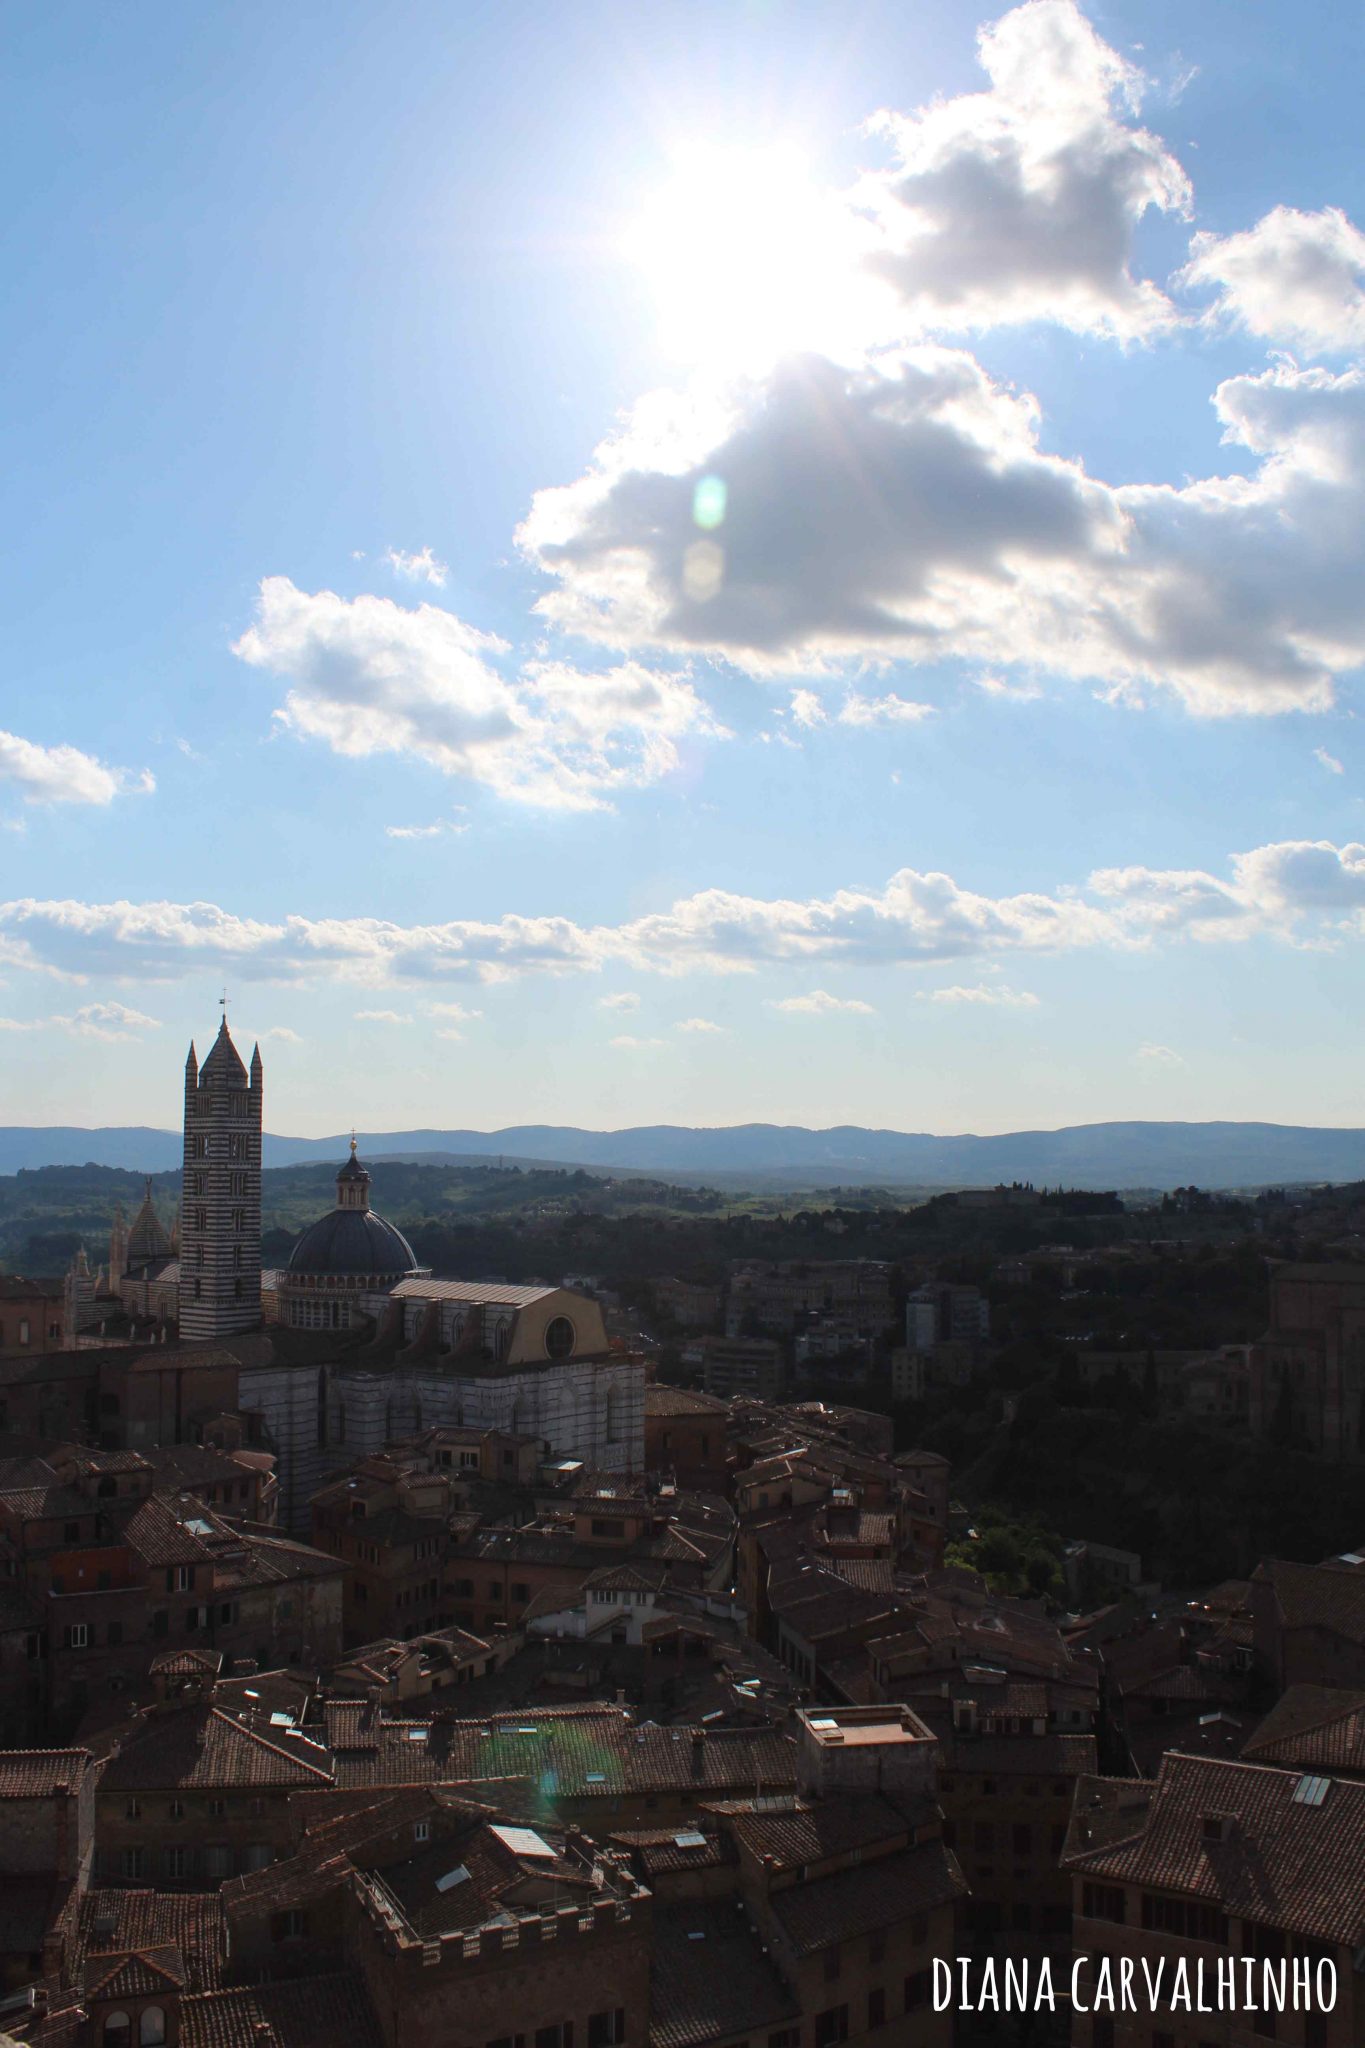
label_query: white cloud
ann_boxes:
[598,991,641,1011]
[771,989,877,1015]
[975,671,1043,702]
[385,820,469,839]
[0,731,154,807]
[676,1016,725,1032]
[16,841,1365,991]
[234,578,725,810]
[858,0,1191,340]
[0,1000,161,1042]
[521,346,1122,680]
[1315,747,1345,775]
[917,983,1040,1006]
[1136,1042,1184,1065]
[355,1009,412,1023]
[524,343,1365,716]
[838,692,934,726]
[260,1025,303,1043]
[610,1034,667,1050]
[384,545,449,587]
[790,689,827,729]
[427,1002,482,1023]
[1181,206,1365,357]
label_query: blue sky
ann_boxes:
[4,0,1365,1140]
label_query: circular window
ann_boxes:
[544,1315,575,1360]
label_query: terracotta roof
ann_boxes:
[610,1827,732,1877]
[649,1900,799,2048]
[85,1947,186,2000]
[0,1750,90,1799]
[149,1650,223,1679]
[771,1839,966,1955]
[66,1891,225,1993]
[1064,1775,1157,1858]
[327,1705,798,1801]
[1064,1753,1365,1946]
[1257,1558,1365,1644]
[180,1971,382,2048]
[719,1792,926,1870]
[1242,1687,1365,1774]
[645,1387,729,1419]
[116,1495,218,1569]
[101,1708,333,1792]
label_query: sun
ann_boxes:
[623,140,874,375]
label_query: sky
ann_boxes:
[4,0,1365,1141]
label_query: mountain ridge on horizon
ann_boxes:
[4,1118,1365,1190]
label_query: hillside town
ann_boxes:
[0,1022,1361,2048]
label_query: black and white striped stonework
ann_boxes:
[179,1019,263,1341]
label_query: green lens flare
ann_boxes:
[692,475,727,530]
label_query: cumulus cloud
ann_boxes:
[1182,206,1365,357]
[14,842,1365,991]
[355,1009,412,1023]
[0,731,153,807]
[384,545,449,587]
[522,347,1121,678]
[676,1016,725,1032]
[858,0,1191,339]
[610,1034,667,1050]
[0,1001,160,1042]
[525,341,1365,715]
[790,690,826,728]
[1315,747,1345,775]
[233,578,724,810]
[771,989,877,1015]
[917,983,1040,1006]
[427,1002,482,1023]
[598,992,641,1011]
[1136,1042,1184,1065]
[260,1025,303,1043]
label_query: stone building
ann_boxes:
[179,1018,262,1343]
[1250,1262,1365,1462]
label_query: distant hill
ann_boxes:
[5,1119,1365,1190]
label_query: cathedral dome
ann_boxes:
[284,1142,417,1280]
[285,1206,417,1278]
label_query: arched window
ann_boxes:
[103,2014,132,2048]
[139,2010,166,2048]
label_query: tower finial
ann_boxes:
[219,985,229,1028]
[350,1129,358,1159]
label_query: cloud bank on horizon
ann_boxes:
[5,837,1365,988]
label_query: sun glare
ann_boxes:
[624,141,873,374]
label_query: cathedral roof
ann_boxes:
[285,1208,418,1281]
[127,1181,173,1266]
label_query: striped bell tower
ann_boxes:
[179,1015,263,1341]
